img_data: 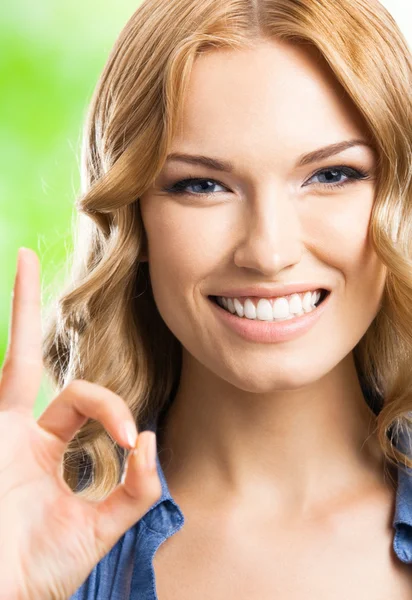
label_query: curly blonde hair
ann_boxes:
[42,0,412,501]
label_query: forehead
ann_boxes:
[172,40,370,164]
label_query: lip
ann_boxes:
[208,291,332,344]
[210,283,331,299]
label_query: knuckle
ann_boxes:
[64,381,101,415]
[65,379,88,398]
[64,380,128,420]
[65,381,102,415]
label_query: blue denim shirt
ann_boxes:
[70,419,412,599]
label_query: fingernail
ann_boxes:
[123,421,138,449]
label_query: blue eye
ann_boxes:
[305,166,369,189]
[164,178,226,196]
[163,165,371,198]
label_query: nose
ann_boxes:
[233,190,303,277]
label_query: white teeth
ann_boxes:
[233,298,244,317]
[216,289,325,322]
[302,291,314,313]
[272,297,290,319]
[244,298,257,319]
[256,299,274,321]
[227,298,236,314]
[287,293,303,315]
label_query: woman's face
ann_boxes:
[139,39,387,392]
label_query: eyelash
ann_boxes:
[163,165,371,198]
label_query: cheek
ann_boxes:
[306,193,386,319]
[141,201,226,299]
[305,192,374,271]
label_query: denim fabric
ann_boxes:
[70,420,412,599]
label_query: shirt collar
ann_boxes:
[393,427,412,524]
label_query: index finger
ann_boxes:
[0,248,43,412]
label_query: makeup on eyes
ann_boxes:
[160,162,374,199]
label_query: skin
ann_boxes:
[139,38,393,525]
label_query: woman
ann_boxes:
[1,0,412,598]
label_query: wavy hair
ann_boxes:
[42,0,412,501]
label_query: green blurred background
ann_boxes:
[0,1,142,418]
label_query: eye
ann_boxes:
[163,178,227,196]
[305,165,371,190]
[162,165,371,198]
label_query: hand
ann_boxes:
[0,248,162,599]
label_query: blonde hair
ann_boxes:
[42,0,412,501]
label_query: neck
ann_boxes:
[158,352,393,520]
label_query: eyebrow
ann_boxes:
[165,139,375,172]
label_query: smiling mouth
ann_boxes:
[208,289,330,322]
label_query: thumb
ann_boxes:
[89,431,162,552]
